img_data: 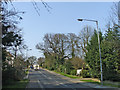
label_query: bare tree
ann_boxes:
[67,33,79,58]
[36,33,68,60]
[71,57,85,70]
[77,25,94,58]
[2,0,52,17]
[27,56,37,65]
[106,2,120,28]
[37,57,45,66]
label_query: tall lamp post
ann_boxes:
[77,19,103,85]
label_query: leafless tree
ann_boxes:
[71,57,85,70]
[36,33,68,60]
[77,25,94,58]
[106,2,120,29]
[67,33,79,58]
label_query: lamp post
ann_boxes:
[77,18,103,85]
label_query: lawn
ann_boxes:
[54,70,81,79]
[80,79,120,88]
[80,79,101,84]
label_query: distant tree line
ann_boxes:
[36,26,91,75]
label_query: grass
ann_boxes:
[80,79,120,88]
[103,81,120,88]
[25,70,29,75]
[54,70,81,79]
[81,80,101,84]
[3,79,29,88]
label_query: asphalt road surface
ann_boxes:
[26,68,115,90]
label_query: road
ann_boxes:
[26,68,114,90]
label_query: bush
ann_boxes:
[64,60,72,74]
[81,70,91,78]
[14,68,26,81]
[70,70,76,75]
[2,64,16,85]
[2,64,26,85]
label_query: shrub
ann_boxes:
[70,70,76,75]
[81,70,91,78]
[2,64,16,85]
[61,66,66,73]
[14,68,26,81]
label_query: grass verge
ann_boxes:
[80,79,120,88]
[25,70,29,75]
[54,70,81,79]
[81,80,101,84]
[3,79,29,88]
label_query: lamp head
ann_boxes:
[77,19,83,21]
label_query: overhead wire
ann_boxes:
[33,0,41,13]
[31,0,41,16]
[41,0,51,13]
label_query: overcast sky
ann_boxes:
[9,2,114,58]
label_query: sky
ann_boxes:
[8,2,114,58]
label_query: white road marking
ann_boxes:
[38,80,44,90]
[39,69,76,90]
[38,71,48,78]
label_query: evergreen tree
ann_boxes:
[85,30,103,78]
[85,27,120,81]
[101,26,120,81]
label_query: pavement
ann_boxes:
[26,68,119,90]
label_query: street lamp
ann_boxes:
[77,18,103,85]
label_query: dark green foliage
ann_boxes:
[2,2,27,86]
[70,70,76,75]
[81,70,91,78]
[85,27,120,81]
[101,27,120,81]
[2,64,16,85]
[64,60,72,74]
[85,30,103,78]
[2,63,26,85]
[101,41,118,81]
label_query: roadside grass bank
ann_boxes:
[25,69,29,75]
[54,70,81,79]
[3,79,29,88]
[80,79,120,88]
[41,67,80,79]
